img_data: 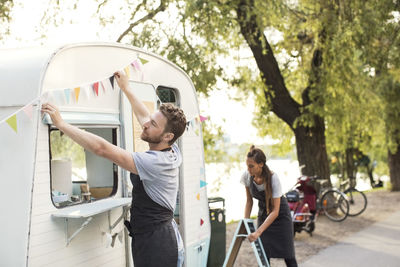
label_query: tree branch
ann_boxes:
[116,0,168,43]
[236,0,301,128]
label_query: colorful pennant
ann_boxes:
[22,104,33,120]
[109,76,115,90]
[196,193,200,201]
[200,180,207,188]
[199,115,208,122]
[74,87,80,102]
[139,57,148,65]
[6,115,17,133]
[93,82,99,96]
[64,89,72,104]
[200,218,204,226]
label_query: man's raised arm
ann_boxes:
[114,71,150,127]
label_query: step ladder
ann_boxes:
[223,219,270,267]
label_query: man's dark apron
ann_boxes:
[125,173,178,267]
[249,176,295,259]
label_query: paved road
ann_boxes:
[300,210,400,267]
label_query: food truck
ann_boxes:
[0,42,211,266]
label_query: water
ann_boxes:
[205,160,373,222]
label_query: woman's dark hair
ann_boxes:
[247,145,274,213]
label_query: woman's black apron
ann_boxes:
[249,176,295,259]
[125,173,178,267]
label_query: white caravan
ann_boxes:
[0,43,211,266]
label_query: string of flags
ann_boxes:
[0,57,149,133]
[186,114,208,134]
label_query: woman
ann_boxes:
[241,145,297,267]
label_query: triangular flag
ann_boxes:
[196,193,200,200]
[109,76,115,90]
[83,85,91,99]
[124,66,131,78]
[100,81,106,92]
[6,115,17,133]
[93,82,99,96]
[200,180,207,188]
[74,87,80,102]
[132,60,141,71]
[200,219,204,226]
[139,57,148,65]
[199,115,208,122]
[23,104,33,120]
[64,89,72,104]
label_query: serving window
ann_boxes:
[49,126,118,208]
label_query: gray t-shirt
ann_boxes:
[132,143,182,211]
[240,170,282,198]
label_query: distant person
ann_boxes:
[42,71,186,267]
[241,145,297,267]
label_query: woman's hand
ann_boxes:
[248,231,261,242]
[41,103,65,128]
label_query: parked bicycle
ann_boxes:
[286,175,349,236]
[339,179,368,216]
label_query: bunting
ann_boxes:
[6,115,17,133]
[0,56,148,133]
[74,87,80,102]
[200,180,207,188]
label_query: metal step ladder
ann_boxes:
[223,219,270,267]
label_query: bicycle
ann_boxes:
[339,179,368,216]
[288,175,350,223]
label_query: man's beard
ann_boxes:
[141,132,163,144]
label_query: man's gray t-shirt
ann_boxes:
[132,143,182,211]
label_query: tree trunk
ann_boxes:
[345,148,358,179]
[294,116,330,180]
[388,146,400,191]
[236,0,330,181]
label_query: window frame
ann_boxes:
[48,124,119,208]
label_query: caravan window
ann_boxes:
[49,127,118,208]
[156,86,179,106]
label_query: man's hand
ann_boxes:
[114,71,130,93]
[41,103,65,128]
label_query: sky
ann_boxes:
[3,0,274,145]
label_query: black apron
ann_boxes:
[249,176,295,259]
[125,173,178,267]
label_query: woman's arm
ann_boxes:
[244,187,253,218]
[248,197,281,242]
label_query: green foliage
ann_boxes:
[0,0,13,37]
[202,118,228,163]
[50,130,86,168]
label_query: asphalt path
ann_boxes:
[300,210,400,267]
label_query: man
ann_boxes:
[41,71,186,267]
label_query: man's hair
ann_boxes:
[159,103,187,145]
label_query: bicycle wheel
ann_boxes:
[321,189,349,222]
[344,188,367,216]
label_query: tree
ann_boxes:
[354,0,400,191]
[0,0,13,38]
